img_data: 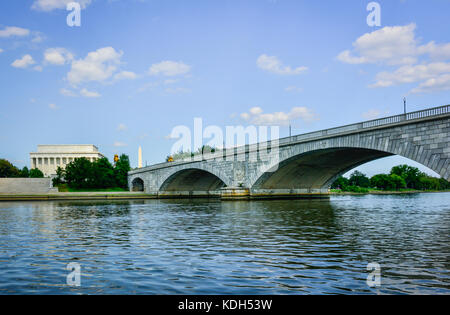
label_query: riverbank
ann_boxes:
[330,189,450,196]
[0,192,156,201]
[1,190,449,201]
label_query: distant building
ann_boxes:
[30,145,105,177]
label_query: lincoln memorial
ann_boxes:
[30,145,105,177]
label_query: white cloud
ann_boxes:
[337,24,420,66]
[33,65,43,72]
[114,71,137,80]
[418,41,450,61]
[411,74,450,94]
[0,48,4,53]
[44,48,73,65]
[113,141,127,147]
[370,62,450,88]
[48,103,58,110]
[249,107,263,115]
[67,47,123,85]
[339,23,450,94]
[31,0,92,11]
[240,106,317,126]
[336,50,367,65]
[117,123,127,131]
[338,23,450,66]
[257,54,308,75]
[11,55,36,68]
[0,26,30,38]
[60,88,77,97]
[149,61,191,76]
[31,32,45,43]
[80,88,101,98]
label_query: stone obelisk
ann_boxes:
[138,146,142,168]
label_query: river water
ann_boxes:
[0,193,449,295]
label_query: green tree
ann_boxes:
[29,168,44,178]
[114,154,131,189]
[198,145,216,155]
[438,178,450,190]
[370,173,406,190]
[91,158,115,188]
[418,176,441,190]
[370,174,390,190]
[0,159,20,178]
[348,170,370,188]
[19,166,30,178]
[64,158,92,189]
[389,174,407,190]
[52,166,66,186]
[331,176,349,189]
[390,165,421,189]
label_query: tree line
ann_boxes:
[53,155,131,190]
[331,164,450,193]
[166,145,217,162]
[0,159,44,178]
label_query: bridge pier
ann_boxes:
[220,187,250,200]
[248,189,330,200]
[220,187,330,200]
[158,190,221,199]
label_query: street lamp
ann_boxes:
[404,97,407,115]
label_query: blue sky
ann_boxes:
[1,0,450,177]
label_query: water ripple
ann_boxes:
[0,193,449,294]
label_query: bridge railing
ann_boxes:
[194,105,450,161]
[285,104,450,145]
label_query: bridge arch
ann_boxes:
[158,166,230,192]
[251,147,391,190]
[251,132,449,191]
[131,177,145,192]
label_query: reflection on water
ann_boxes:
[0,193,449,294]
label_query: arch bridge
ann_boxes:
[128,105,450,199]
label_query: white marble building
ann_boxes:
[30,145,105,177]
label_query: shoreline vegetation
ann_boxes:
[330,189,450,195]
[0,159,44,178]
[56,184,127,193]
[330,165,450,195]
[52,154,131,191]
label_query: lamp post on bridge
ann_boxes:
[403,97,407,121]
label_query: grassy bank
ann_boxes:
[57,184,127,193]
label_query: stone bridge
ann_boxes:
[128,105,450,199]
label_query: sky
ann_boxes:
[1,0,450,177]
